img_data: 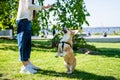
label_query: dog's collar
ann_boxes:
[60,41,72,47]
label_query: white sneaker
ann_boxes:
[20,64,37,74]
[29,62,40,70]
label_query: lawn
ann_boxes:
[0,39,120,80]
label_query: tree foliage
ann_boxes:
[50,0,90,30]
[0,0,89,35]
[32,0,90,35]
[0,0,18,33]
[0,0,11,30]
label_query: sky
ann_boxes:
[44,0,120,27]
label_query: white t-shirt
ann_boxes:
[16,0,42,21]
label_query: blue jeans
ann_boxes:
[16,19,32,61]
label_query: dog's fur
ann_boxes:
[55,28,76,74]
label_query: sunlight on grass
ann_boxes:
[0,39,120,80]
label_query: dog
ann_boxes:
[55,28,76,74]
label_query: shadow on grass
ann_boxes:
[0,39,18,51]
[37,69,117,80]
[31,40,57,52]
[99,48,120,58]
[0,39,17,44]
[0,73,2,77]
[0,46,18,51]
[1,39,120,58]
[0,39,56,52]
[0,73,10,80]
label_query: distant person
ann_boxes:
[88,32,91,36]
[16,0,52,74]
[103,32,107,37]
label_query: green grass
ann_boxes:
[0,39,120,80]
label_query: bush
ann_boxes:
[73,34,97,51]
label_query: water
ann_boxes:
[83,26,120,34]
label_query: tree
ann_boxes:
[50,0,90,29]
[32,0,89,34]
[0,0,11,30]
[0,0,89,35]
[0,0,18,36]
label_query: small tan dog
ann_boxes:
[55,27,76,74]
